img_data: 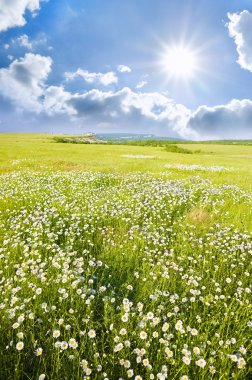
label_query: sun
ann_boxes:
[161,45,198,79]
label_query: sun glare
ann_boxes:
[162,45,198,79]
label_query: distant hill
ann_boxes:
[94,133,184,142]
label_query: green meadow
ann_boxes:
[1,133,252,189]
[0,133,251,380]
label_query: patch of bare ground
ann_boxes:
[187,208,211,225]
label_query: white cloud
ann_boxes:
[117,65,131,73]
[227,10,252,72]
[136,80,148,89]
[0,53,52,112]
[65,87,191,137]
[0,0,46,32]
[44,86,76,116]
[1,53,252,139]
[65,69,118,86]
[17,34,33,49]
[187,99,252,139]
[14,33,48,50]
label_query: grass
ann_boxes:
[0,133,251,379]
[0,133,252,190]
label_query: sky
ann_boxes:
[1,0,252,139]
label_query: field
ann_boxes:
[0,133,251,380]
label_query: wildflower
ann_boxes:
[122,314,129,322]
[127,369,134,378]
[191,328,198,336]
[18,315,25,323]
[175,320,183,331]
[80,359,88,369]
[165,348,173,358]
[209,366,216,374]
[147,312,154,320]
[12,322,19,329]
[53,330,60,338]
[16,341,24,350]
[143,358,149,366]
[162,323,169,332]
[239,346,247,355]
[114,343,123,352]
[85,368,92,375]
[119,328,127,336]
[38,375,46,380]
[124,360,131,368]
[237,357,246,369]
[69,338,78,349]
[196,358,206,368]
[193,347,201,355]
[182,356,191,365]
[229,354,238,362]
[35,347,43,356]
[139,331,147,340]
[88,329,96,338]
[61,341,68,350]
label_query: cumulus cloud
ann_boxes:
[65,87,191,137]
[187,99,252,139]
[2,53,252,139]
[0,53,52,112]
[0,0,46,32]
[227,10,252,72]
[65,69,118,86]
[117,65,131,73]
[44,86,76,116]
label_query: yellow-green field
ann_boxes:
[0,133,251,380]
[1,133,252,189]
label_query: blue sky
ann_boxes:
[1,0,252,139]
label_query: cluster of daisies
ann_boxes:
[165,164,232,172]
[0,172,251,379]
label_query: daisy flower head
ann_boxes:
[193,346,201,355]
[121,314,129,322]
[16,341,24,350]
[139,331,147,340]
[237,357,246,369]
[114,343,123,352]
[35,347,43,356]
[69,338,78,349]
[191,328,198,336]
[88,329,96,338]
[53,330,60,338]
[196,358,206,368]
[175,320,183,331]
[127,369,134,378]
[182,356,191,365]
[61,341,68,350]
